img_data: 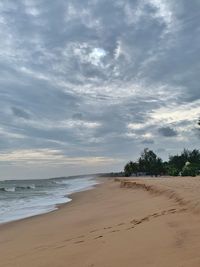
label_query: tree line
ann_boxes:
[124,148,200,177]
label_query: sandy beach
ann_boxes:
[1,176,200,267]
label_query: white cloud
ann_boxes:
[72,43,107,67]
[20,119,101,130]
[65,3,101,29]
[23,0,41,17]
[147,0,174,28]
[89,48,107,66]
[150,100,200,125]
[0,127,26,139]
[114,40,122,60]
[0,149,121,166]
[128,123,145,130]
[141,133,153,139]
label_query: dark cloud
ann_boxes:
[11,107,31,120]
[158,127,178,137]
[72,113,84,120]
[141,139,154,145]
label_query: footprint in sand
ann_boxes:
[117,222,125,226]
[90,229,98,233]
[126,226,135,230]
[55,245,66,249]
[109,229,120,233]
[131,219,142,225]
[74,240,84,244]
[151,213,160,218]
[104,226,112,230]
[94,235,103,239]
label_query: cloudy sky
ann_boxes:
[0,0,200,179]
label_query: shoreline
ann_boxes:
[1,177,200,266]
[0,176,103,227]
[0,177,106,229]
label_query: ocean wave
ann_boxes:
[0,177,98,224]
[16,184,36,190]
[0,184,35,193]
[0,187,15,192]
[52,180,66,185]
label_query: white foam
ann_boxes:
[0,177,98,224]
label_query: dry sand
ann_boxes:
[1,176,200,266]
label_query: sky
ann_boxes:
[0,0,200,179]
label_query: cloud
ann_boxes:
[141,139,154,144]
[158,127,178,137]
[0,0,199,178]
[0,148,121,167]
[21,119,101,130]
[11,107,31,119]
[128,123,145,130]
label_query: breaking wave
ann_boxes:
[0,184,36,193]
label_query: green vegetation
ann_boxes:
[124,148,200,177]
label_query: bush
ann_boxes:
[167,166,179,176]
[181,164,198,177]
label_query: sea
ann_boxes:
[0,176,98,224]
